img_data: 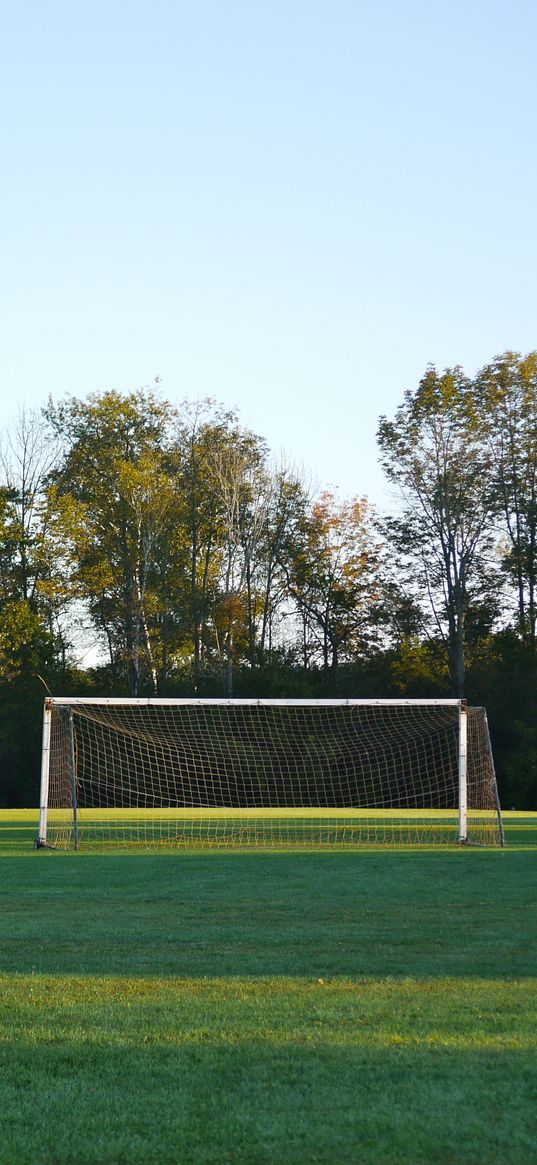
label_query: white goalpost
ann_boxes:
[36,697,504,850]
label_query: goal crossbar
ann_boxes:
[41,697,464,707]
[37,697,504,850]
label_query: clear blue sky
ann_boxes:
[1,0,536,506]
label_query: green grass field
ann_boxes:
[1,811,536,1164]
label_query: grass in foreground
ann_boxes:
[2,975,537,1165]
[0,812,536,1164]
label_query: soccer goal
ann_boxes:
[36,697,504,850]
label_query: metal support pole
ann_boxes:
[68,709,79,851]
[458,700,468,844]
[37,699,52,847]
[483,709,505,848]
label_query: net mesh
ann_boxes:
[42,699,504,849]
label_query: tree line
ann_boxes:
[1,350,536,809]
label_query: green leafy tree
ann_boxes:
[46,389,179,694]
[280,490,385,674]
[378,367,499,696]
[475,351,537,644]
[175,401,261,691]
[175,404,301,693]
[0,407,67,650]
[255,463,311,664]
[206,426,269,695]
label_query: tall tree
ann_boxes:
[174,403,300,692]
[279,490,384,674]
[175,401,256,690]
[206,427,269,694]
[46,389,178,694]
[255,462,311,663]
[378,367,498,696]
[0,408,61,610]
[475,351,537,645]
[0,407,67,672]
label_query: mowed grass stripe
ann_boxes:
[4,809,536,822]
[48,807,466,820]
[2,842,536,979]
[1,974,537,1165]
[2,973,536,1051]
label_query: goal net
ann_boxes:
[37,698,504,850]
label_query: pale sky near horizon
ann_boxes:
[1,0,536,509]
